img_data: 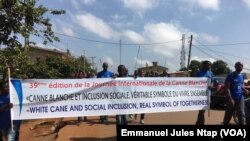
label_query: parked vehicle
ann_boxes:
[210,77,227,108]
[210,77,250,124]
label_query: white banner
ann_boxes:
[10,77,209,120]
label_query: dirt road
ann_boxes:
[19,109,232,141]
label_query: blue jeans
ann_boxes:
[8,128,16,141]
[0,123,19,141]
[116,115,128,125]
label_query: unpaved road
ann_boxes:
[19,109,232,141]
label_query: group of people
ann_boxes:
[195,60,249,125]
[1,60,250,140]
[95,60,250,126]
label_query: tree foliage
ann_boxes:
[29,55,95,78]
[0,47,32,80]
[189,60,201,77]
[0,0,65,47]
[0,48,95,80]
[30,56,71,78]
[211,60,230,75]
[188,59,230,76]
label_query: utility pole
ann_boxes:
[119,40,121,65]
[83,50,86,73]
[134,45,140,70]
[89,57,96,71]
[140,56,142,68]
[180,34,186,69]
[164,58,167,67]
[187,35,193,74]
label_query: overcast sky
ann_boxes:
[32,0,250,73]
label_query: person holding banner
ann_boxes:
[195,60,214,125]
[75,71,87,124]
[0,82,21,141]
[222,62,248,125]
[97,62,113,124]
[116,65,129,127]
[134,69,146,124]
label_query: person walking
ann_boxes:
[134,69,146,124]
[116,65,129,126]
[0,82,21,141]
[222,62,248,125]
[195,60,214,125]
[75,71,86,125]
[97,62,113,123]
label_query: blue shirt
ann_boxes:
[226,73,244,101]
[0,94,11,130]
[97,70,113,78]
[196,70,214,82]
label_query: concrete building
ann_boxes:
[27,46,70,61]
[138,62,168,76]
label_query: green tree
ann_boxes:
[0,0,65,47]
[30,56,73,78]
[211,60,230,75]
[189,60,201,77]
[0,0,65,79]
[0,47,32,80]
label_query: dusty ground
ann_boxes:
[19,109,233,141]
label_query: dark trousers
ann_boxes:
[116,115,128,125]
[100,115,107,122]
[134,113,145,120]
[78,117,82,122]
[196,110,205,125]
[140,113,145,120]
[223,97,246,125]
[116,115,128,136]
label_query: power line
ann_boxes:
[54,32,182,46]
[193,45,250,71]
[193,45,220,60]
[194,45,250,61]
[193,42,250,47]
[55,32,119,45]
[193,38,233,63]
[193,37,250,64]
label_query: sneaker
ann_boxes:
[140,119,144,124]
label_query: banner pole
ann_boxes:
[8,67,14,132]
[208,68,212,117]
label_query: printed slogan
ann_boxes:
[10,77,209,120]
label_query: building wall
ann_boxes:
[138,62,168,76]
[169,71,190,77]
[140,66,167,75]
[27,46,69,61]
